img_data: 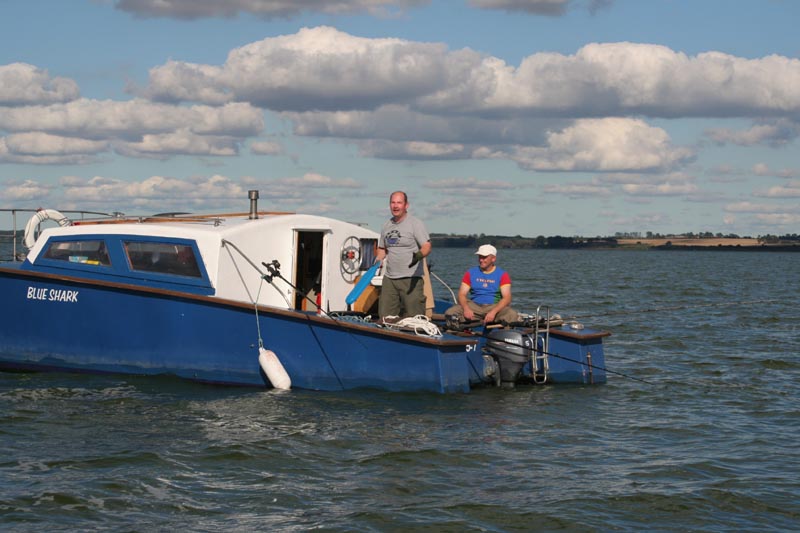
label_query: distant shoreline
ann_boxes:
[616,238,799,251]
[2,230,798,252]
[431,235,800,251]
[617,237,756,247]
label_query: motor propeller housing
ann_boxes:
[483,329,535,388]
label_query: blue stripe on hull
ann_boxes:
[0,273,473,393]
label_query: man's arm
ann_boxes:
[485,284,512,324]
[408,240,431,267]
[457,282,475,321]
[419,240,432,258]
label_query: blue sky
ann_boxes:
[1,0,798,237]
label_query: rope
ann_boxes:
[382,315,442,337]
[221,239,293,308]
[254,280,265,349]
[221,239,277,351]
[329,312,374,324]
[429,270,457,304]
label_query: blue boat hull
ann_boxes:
[543,328,608,384]
[0,268,477,393]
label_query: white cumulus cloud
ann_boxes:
[497,118,694,172]
[0,63,79,106]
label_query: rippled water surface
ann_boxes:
[2,249,799,531]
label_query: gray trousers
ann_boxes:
[445,300,519,323]
[379,276,426,318]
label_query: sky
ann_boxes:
[1,0,799,238]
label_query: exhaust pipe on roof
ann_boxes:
[248,190,259,219]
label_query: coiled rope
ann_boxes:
[382,315,442,337]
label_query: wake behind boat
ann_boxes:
[0,191,609,393]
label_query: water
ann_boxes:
[1,249,799,531]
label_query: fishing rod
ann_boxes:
[263,259,645,387]
[472,326,654,385]
[220,239,330,316]
[566,298,782,321]
[537,345,653,385]
[261,259,327,315]
[222,240,352,388]
[227,240,650,385]
[259,260,370,321]
[260,259,348,386]
[443,312,651,384]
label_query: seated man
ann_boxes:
[445,244,519,325]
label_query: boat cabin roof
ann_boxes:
[21,212,379,309]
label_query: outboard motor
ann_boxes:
[484,329,535,388]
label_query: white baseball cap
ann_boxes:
[475,244,497,256]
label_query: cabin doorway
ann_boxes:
[294,231,325,311]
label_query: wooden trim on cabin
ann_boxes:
[164,211,295,219]
[71,211,295,226]
[0,266,475,348]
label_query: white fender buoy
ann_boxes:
[24,209,71,249]
[259,348,291,390]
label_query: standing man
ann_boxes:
[445,244,519,324]
[375,191,431,318]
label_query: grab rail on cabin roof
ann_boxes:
[67,211,294,227]
[0,208,296,262]
[0,208,116,262]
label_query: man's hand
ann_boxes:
[408,251,423,267]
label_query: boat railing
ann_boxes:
[429,268,457,304]
[0,208,117,262]
[0,208,297,262]
[532,305,551,383]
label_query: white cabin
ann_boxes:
[25,212,379,313]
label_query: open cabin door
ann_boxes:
[294,231,325,311]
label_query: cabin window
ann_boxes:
[359,238,378,269]
[124,241,202,278]
[42,240,111,266]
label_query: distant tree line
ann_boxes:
[756,233,800,244]
[430,233,619,249]
[613,231,746,239]
[431,232,800,249]
[614,231,800,243]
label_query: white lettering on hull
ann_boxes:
[26,286,79,303]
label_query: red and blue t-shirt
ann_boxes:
[462,266,511,305]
